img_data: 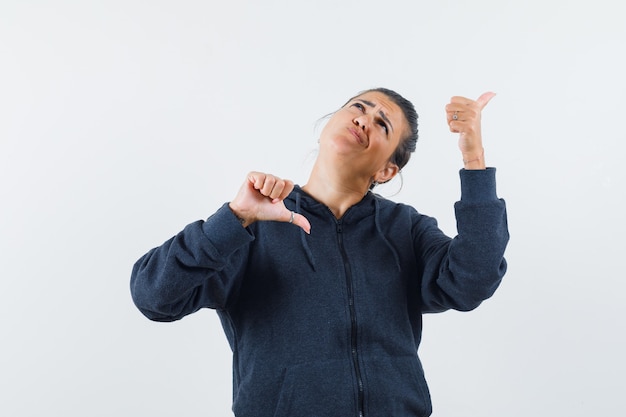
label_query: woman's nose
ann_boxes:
[354,115,368,130]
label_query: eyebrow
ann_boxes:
[355,99,394,132]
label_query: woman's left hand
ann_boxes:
[446,92,495,169]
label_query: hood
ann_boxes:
[284,186,402,272]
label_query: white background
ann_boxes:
[1,1,624,416]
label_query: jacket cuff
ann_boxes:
[459,167,499,203]
[201,203,254,255]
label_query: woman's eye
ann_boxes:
[378,120,388,134]
[352,103,364,111]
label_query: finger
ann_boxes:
[448,122,462,134]
[268,180,285,200]
[445,103,466,112]
[272,180,294,203]
[446,110,465,123]
[294,213,312,234]
[475,92,496,110]
[449,96,474,105]
[284,210,311,234]
[445,103,471,123]
[248,172,264,190]
[260,175,277,196]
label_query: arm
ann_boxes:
[129,204,254,321]
[130,172,310,321]
[418,92,508,312]
[417,168,509,313]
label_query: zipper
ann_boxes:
[337,221,365,417]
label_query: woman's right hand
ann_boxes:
[228,171,311,234]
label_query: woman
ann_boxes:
[130,87,509,417]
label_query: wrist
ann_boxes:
[228,203,253,228]
[462,148,485,170]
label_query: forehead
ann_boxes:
[350,91,397,108]
[350,91,408,132]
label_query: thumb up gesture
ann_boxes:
[446,92,496,169]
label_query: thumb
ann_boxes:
[283,209,312,235]
[476,91,496,110]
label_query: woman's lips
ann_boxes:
[348,127,367,146]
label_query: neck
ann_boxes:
[301,162,372,219]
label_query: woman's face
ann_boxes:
[319,91,409,183]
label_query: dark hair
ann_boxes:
[345,87,419,171]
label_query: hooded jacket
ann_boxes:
[130,168,509,417]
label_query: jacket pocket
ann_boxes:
[273,359,356,417]
[362,356,432,417]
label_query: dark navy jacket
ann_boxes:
[130,168,509,417]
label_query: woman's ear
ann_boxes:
[375,162,399,184]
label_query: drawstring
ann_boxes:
[294,190,399,272]
[296,192,316,271]
[373,197,402,272]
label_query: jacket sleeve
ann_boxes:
[130,203,254,321]
[416,168,509,313]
